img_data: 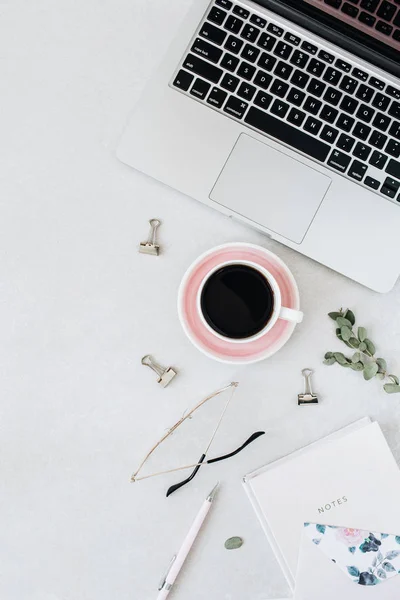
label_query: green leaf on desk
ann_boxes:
[341,326,352,341]
[352,352,361,363]
[359,342,367,352]
[334,352,348,365]
[351,362,364,371]
[324,357,336,366]
[365,339,376,356]
[364,363,378,380]
[376,358,387,372]
[337,317,352,328]
[349,337,360,348]
[389,375,399,385]
[225,537,243,550]
[358,327,367,342]
[384,384,400,394]
[329,312,342,321]
[344,309,355,325]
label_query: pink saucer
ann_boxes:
[178,243,301,364]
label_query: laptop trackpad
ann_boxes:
[210,134,332,244]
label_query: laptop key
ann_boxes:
[377,1,397,20]
[207,86,228,108]
[340,76,358,94]
[237,82,256,100]
[225,17,244,34]
[190,78,211,99]
[365,176,381,189]
[381,184,397,198]
[291,69,310,89]
[208,7,227,26]
[360,0,379,11]
[340,95,359,113]
[335,59,352,72]
[270,98,290,117]
[257,52,277,71]
[221,53,240,72]
[173,70,194,91]
[307,78,326,97]
[324,0,342,8]
[267,23,284,36]
[386,158,400,179]
[215,0,233,8]
[372,112,391,131]
[337,134,356,152]
[369,150,387,169]
[307,59,326,77]
[389,101,400,118]
[233,6,250,19]
[287,88,306,106]
[274,61,293,80]
[270,79,289,98]
[254,90,273,110]
[241,24,260,42]
[353,122,371,140]
[244,106,330,160]
[301,41,318,54]
[258,33,277,51]
[274,41,293,59]
[327,149,352,172]
[223,95,248,118]
[369,77,385,90]
[221,73,240,92]
[386,85,400,100]
[304,97,322,115]
[191,38,223,64]
[287,107,306,125]
[304,116,322,134]
[337,114,355,131]
[384,177,400,191]
[254,70,273,89]
[320,125,339,142]
[359,11,376,25]
[323,86,343,106]
[224,35,244,54]
[376,21,393,35]
[356,104,375,123]
[241,43,260,63]
[199,22,227,45]
[237,61,256,80]
[323,67,342,85]
[348,160,368,181]
[372,92,390,110]
[318,50,335,63]
[389,120,400,139]
[353,142,372,160]
[369,130,388,148]
[183,55,223,84]
[386,138,400,157]
[356,84,374,102]
[353,69,369,82]
[284,32,301,46]
[320,105,339,123]
[250,15,267,28]
[290,50,310,68]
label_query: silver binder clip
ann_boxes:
[141,355,177,388]
[139,219,161,256]
[298,369,319,406]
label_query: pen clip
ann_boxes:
[158,555,176,591]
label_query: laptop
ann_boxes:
[117,0,400,292]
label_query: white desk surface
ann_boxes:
[2,1,400,599]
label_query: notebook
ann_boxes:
[243,419,400,591]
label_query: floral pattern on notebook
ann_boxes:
[304,523,400,586]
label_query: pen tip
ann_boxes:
[207,482,219,502]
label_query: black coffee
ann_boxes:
[200,265,274,339]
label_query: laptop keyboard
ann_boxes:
[171,0,400,205]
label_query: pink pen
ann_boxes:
[157,483,219,600]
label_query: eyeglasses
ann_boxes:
[131,382,265,497]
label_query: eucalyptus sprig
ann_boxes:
[323,308,400,394]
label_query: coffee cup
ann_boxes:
[196,260,303,344]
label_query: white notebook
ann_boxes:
[243,419,400,591]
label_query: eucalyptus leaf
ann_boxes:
[389,375,400,385]
[347,566,360,577]
[324,357,336,366]
[376,358,387,372]
[377,569,387,579]
[359,342,367,352]
[341,326,352,341]
[337,317,352,328]
[383,562,396,573]
[358,327,367,342]
[224,537,243,550]
[334,352,349,366]
[328,312,342,321]
[349,337,360,348]
[344,309,355,326]
[352,352,361,363]
[365,339,376,356]
[386,550,400,560]
[384,384,400,394]
[364,363,379,381]
[376,372,385,380]
[324,352,333,360]
[351,362,364,371]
